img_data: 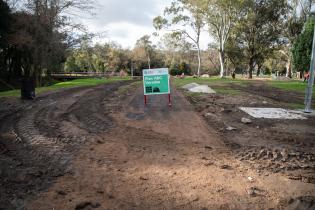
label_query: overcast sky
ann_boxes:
[78,0,211,49]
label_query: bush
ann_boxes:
[169,62,191,76]
[292,18,315,73]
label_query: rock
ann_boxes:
[241,118,252,124]
[56,190,67,196]
[248,177,254,182]
[281,149,289,161]
[204,162,214,166]
[272,150,279,160]
[226,126,237,131]
[220,165,231,170]
[75,201,101,210]
[96,139,104,144]
[192,196,200,202]
[263,101,268,104]
[205,146,213,150]
[247,187,256,197]
[204,113,217,118]
[257,149,267,159]
[140,176,149,181]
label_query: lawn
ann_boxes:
[173,76,314,94]
[172,76,315,109]
[172,76,250,88]
[0,77,131,98]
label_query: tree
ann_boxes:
[202,0,241,78]
[153,0,204,76]
[231,0,288,79]
[0,0,95,88]
[281,0,314,78]
[0,0,10,48]
[292,17,315,73]
[135,35,154,69]
[298,0,315,22]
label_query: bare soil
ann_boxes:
[0,80,314,210]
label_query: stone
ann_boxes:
[205,146,213,150]
[204,162,214,166]
[140,176,149,181]
[96,139,104,144]
[241,118,252,124]
[281,149,289,161]
[226,126,237,131]
[248,177,254,182]
[220,165,231,170]
[75,202,101,210]
[204,113,217,118]
[247,187,256,197]
[56,190,67,196]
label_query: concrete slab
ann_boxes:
[182,83,216,94]
[239,107,307,120]
[182,83,199,90]
[189,85,216,94]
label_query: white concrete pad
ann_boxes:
[182,83,216,94]
[239,107,307,120]
[182,83,199,90]
[189,85,216,94]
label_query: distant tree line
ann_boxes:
[63,34,217,77]
[1,0,315,91]
[154,0,315,78]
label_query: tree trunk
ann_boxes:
[219,50,225,78]
[197,45,201,77]
[285,59,292,78]
[256,64,262,77]
[147,56,151,69]
[248,58,254,79]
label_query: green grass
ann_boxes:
[267,80,312,92]
[172,76,250,88]
[0,77,131,98]
[173,77,315,94]
[215,88,241,95]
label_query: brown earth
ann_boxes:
[0,80,315,210]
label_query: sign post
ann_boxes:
[143,68,171,106]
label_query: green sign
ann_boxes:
[143,68,170,95]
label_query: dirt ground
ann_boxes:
[0,80,315,210]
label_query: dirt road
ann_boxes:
[1,80,315,210]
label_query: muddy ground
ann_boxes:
[0,79,315,210]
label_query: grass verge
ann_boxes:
[0,77,131,98]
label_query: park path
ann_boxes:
[25,82,315,210]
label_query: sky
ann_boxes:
[78,0,212,49]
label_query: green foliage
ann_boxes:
[64,41,131,73]
[0,77,131,98]
[292,18,315,73]
[169,62,192,75]
[0,0,10,47]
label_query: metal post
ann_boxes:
[144,95,147,106]
[304,27,315,113]
[168,94,172,107]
